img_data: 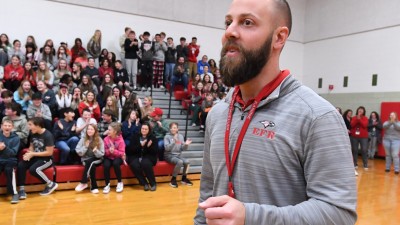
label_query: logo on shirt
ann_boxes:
[252,120,276,140]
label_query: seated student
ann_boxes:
[53,108,79,165]
[0,90,15,122]
[102,122,125,194]
[3,102,29,150]
[36,80,57,117]
[75,124,104,193]
[97,109,115,139]
[170,56,189,92]
[27,92,52,132]
[78,91,101,121]
[199,93,214,133]
[76,108,97,139]
[114,60,130,91]
[121,110,141,147]
[164,122,193,188]
[55,83,72,117]
[13,80,33,113]
[0,119,21,204]
[149,108,169,161]
[17,117,58,199]
[126,122,158,191]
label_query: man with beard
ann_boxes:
[194,0,357,224]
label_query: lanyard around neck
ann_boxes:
[224,71,288,198]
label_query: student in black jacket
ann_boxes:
[126,122,158,191]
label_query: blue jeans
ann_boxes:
[170,73,188,92]
[368,136,378,158]
[157,138,165,161]
[164,63,175,83]
[383,139,400,172]
[55,136,80,164]
[350,137,368,168]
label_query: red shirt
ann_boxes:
[4,64,24,81]
[350,116,369,138]
[187,44,200,63]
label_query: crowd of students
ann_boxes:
[0,28,232,204]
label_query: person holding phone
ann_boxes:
[164,122,193,188]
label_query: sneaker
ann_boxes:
[142,87,146,92]
[385,169,390,172]
[144,184,150,191]
[75,183,88,192]
[150,185,157,191]
[147,87,151,92]
[364,167,368,171]
[192,123,196,127]
[355,165,358,169]
[181,178,193,186]
[160,85,165,90]
[355,170,358,176]
[199,129,204,133]
[103,184,110,194]
[40,182,58,196]
[11,194,19,204]
[169,178,178,188]
[116,182,124,193]
[200,125,204,129]
[18,190,27,200]
[91,189,99,194]
[395,171,399,175]
[184,88,188,92]
[133,86,137,91]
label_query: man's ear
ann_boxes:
[273,26,289,51]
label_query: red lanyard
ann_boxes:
[224,71,289,198]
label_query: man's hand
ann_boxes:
[199,195,245,225]
[0,142,5,151]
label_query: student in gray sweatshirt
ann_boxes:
[164,122,193,188]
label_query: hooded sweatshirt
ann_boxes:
[2,115,29,144]
[104,134,125,160]
[164,132,188,158]
[0,131,20,162]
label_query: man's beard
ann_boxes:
[219,34,273,87]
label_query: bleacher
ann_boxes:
[0,87,205,193]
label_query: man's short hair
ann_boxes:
[274,0,292,35]
[143,31,150,36]
[129,30,136,35]
[155,33,161,38]
[167,37,173,41]
[63,107,74,114]
[32,92,42,100]
[6,102,22,116]
[125,27,131,32]
[192,37,197,41]
[180,37,186,41]
[82,108,91,114]
[29,117,45,128]
[102,109,114,117]
[2,118,13,126]
[1,90,13,98]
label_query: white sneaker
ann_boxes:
[355,170,358,176]
[147,87,151,92]
[103,184,110,194]
[91,189,99,194]
[116,182,124,193]
[142,87,146,92]
[160,85,165,90]
[75,183,88,192]
[192,123,196,127]
[133,86,137,90]
[200,125,204,129]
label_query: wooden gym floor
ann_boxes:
[1,159,399,225]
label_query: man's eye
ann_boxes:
[243,19,253,26]
[225,20,232,28]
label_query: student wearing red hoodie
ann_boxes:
[187,37,200,78]
[350,106,369,170]
[4,55,24,92]
[102,122,125,194]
